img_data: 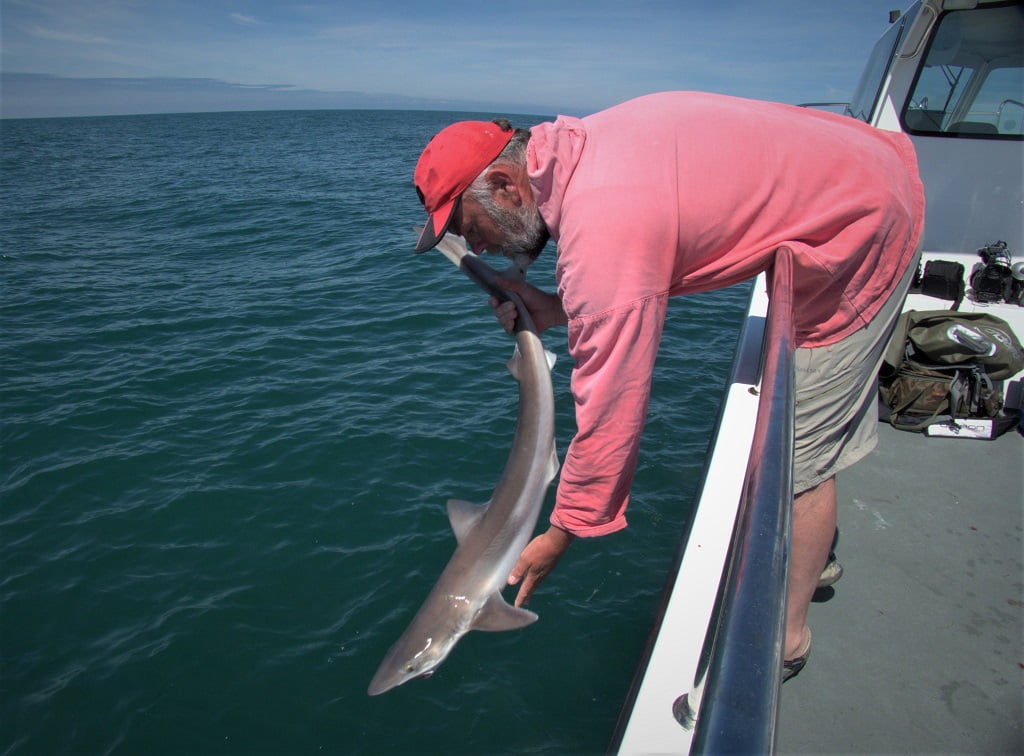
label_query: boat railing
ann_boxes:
[678,247,796,753]
[798,101,850,114]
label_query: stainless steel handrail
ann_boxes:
[689,248,796,753]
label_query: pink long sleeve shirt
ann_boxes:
[526,92,925,537]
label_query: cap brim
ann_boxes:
[414,197,458,254]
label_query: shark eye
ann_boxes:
[405,663,416,673]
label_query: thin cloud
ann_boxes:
[29,25,113,45]
[229,13,258,26]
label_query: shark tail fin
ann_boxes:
[472,592,538,632]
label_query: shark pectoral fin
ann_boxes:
[472,592,539,632]
[543,348,556,371]
[446,499,487,544]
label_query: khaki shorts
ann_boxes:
[792,257,919,493]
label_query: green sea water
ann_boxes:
[0,109,749,754]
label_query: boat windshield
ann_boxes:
[846,8,911,122]
[902,2,1024,138]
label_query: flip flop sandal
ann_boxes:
[783,628,812,682]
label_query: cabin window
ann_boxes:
[902,2,1024,138]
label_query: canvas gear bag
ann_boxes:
[879,310,1024,435]
[881,361,1002,431]
[890,310,1024,379]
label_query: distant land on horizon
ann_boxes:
[0,72,564,120]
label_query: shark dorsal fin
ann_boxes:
[545,448,560,481]
[472,592,539,632]
[446,499,487,544]
[506,344,556,381]
[506,345,524,381]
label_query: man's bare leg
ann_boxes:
[786,477,837,658]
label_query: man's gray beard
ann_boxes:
[482,198,550,262]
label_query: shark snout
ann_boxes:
[368,661,435,697]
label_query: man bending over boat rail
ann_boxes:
[411,91,925,680]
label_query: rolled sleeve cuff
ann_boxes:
[550,508,628,538]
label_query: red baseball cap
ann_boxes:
[414,121,515,253]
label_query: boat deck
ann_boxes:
[777,418,1023,754]
[780,250,1024,754]
[613,250,1024,755]
[778,250,1024,754]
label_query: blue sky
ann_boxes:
[1,0,910,119]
